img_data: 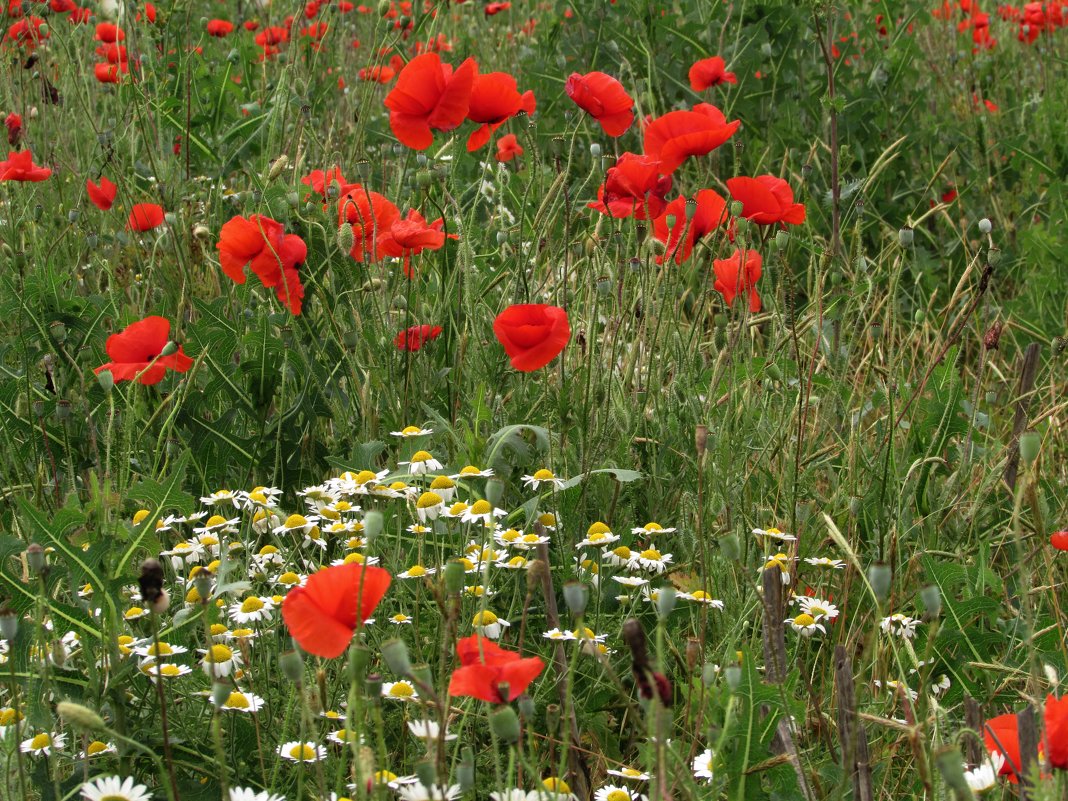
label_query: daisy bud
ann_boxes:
[56,701,105,732]
[920,585,941,620]
[26,543,46,575]
[898,227,914,247]
[279,649,304,683]
[457,748,475,792]
[1019,430,1041,465]
[211,682,230,708]
[978,218,992,234]
[490,705,521,743]
[380,638,412,678]
[562,581,589,617]
[868,562,892,604]
[0,607,18,641]
[444,561,465,594]
[363,510,383,541]
[337,222,354,253]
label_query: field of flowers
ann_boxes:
[1,0,1068,799]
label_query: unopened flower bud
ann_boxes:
[562,581,589,617]
[719,532,741,561]
[337,222,354,252]
[444,561,465,594]
[26,543,46,574]
[920,585,941,620]
[211,681,231,708]
[898,227,914,247]
[987,247,1001,267]
[415,761,437,789]
[278,649,304,683]
[380,638,412,677]
[725,665,742,692]
[365,672,383,699]
[457,748,475,792]
[266,154,289,182]
[490,705,521,743]
[775,230,789,250]
[362,510,383,541]
[978,218,992,234]
[97,370,114,393]
[868,562,892,604]
[56,701,105,731]
[160,341,179,357]
[1019,430,1041,465]
[0,608,18,641]
[655,587,676,619]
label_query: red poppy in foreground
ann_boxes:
[713,249,762,313]
[726,175,806,226]
[217,214,307,315]
[464,71,535,151]
[0,149,51,182]
[984,694,1068,780]
[564,71,633,137]
[384,52,478,150]
[396,324,443,351]
[652,189,731,264]
[688,56,737,90]
[1052,531,1068,551]
[588,152,673,220]
[378,209,456,278]
[495,133,523,163]
[86,176,117,210]
[127,203,165,231]
[493,303,570,372]
[448,635,544,703]
[282,563,391,658]
[642,103,739,174]
[94,316,193,385]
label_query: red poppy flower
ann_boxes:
[588,152,673,220]
[206,19,234,36]
[465,71,536,151]
[448,635,544,703]
[1051,531,1068,551]
[985,694,1068,780]
[726,175,806,226]
[216,214,307,315]
[301,166,357,200]
[642,103,739,174]
[86,176,117,210]
[338,187,400,262]
[358,64,395,82]
[4,112,21,147]
[0,149,51,182]
[93,316,193,385]
[495,133,523,163]
[713,248,762,312]
[94,22,124,42]
[5,17,49,49]
[396,324,443,351]
[652,189,730,264]
[96,42,127,63]
[688,56,737,91]
[383,52,478,150]
[281,563,391,659]
[564,71,633,137]
[127,203,164,231]
[485,1,510,14]
[493,303,570,372]
[377,209,456,278]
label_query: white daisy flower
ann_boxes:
[594,785,648,801]
[77,740,117,759]
[200,644,242,678]
[577,522,619,549]
[193,516,240,535]
[804,556,846,569]
[752,527,796,542]
[139,661,193,681]
[326,728,358,746]
[200,489,241,507]
[611,575,649,589]
[399,450,444,475]
[691,748,714,780]
[415,492,445,522]
[228,596,276,625]
[22,732,65,755]
[796,596,839,622]
[758,553,792,585]
[632,548,673,574]
[606,767,650,782]
[131,640,189,659]
[472,611,509,639]
[218,691,266,713]
[542,628,577,641]
[521,469,565,490]
[785,613,826,637]
[496,555,529,571]
[277,741,327,762]
[407,719,457,741]
[602,546,634,568]
[229,787,286,801]
[461,500,507,525]
[382,681,419,700]
[450,465,494,479]
[396,564,436,580]
[964,752,1004,794]
[273,514,318,535]
[679,590,724,609]
[396,783,461,801]
[880,613,919,639]
[389,613,414,625]
[81,775,152,801]
[391,425,433,438]
[631,522,676,537]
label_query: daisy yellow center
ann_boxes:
[573,627,596,639]
[764,556,786,570]
[259,545,279,555]
[391,614,410,623]
[252,511,268,523]
[206,515,227,527]
[542,778,570,793]
[86,740,108,755]
[456,558,475,571]
[320,508,340,521]
[533,469,555,480]
[289,744,317,760]
[500,530,520,541]
[401,425,422,435]
[466,586,486,596]
[644,522,663,531]
[116,635,134,646]
[146,642,173,656]
[538,513,557,526]
[587,522,611,536]
[406,565,426,577]
[459,466,481,475]
[607,792,631,801]
[210,623,229,636]
[133,509,150,524]
[521,533,541,543]
[240,597,264,613]
[794,613,816,626]
[354,470,378,484]
[473,611,498,625]
[640,549,661,560]
[390,482,410,491]
[808,604,828,616]
[507,556,527,567]
[283,514,308,528]
[0,709,17,725]
[207,645,233,663]
[417,492,443,508]
[335,500,353,512]
[691,591,710,600]
[160,664,183,676]
[324,710,341,718]
[411,450,432,462]
[225,692,250,708]
[612,547,632,559]
[375,771,398,783]
[343,553,365,564]
[125,607,144,618]
[232,628,254,637]
[279,572,300,585]
[430,476,455,490]
[30,733,50,749]
[620,768,642,777]
[766,527,782,535]
[334,728,349,740]
[248,491,268,504]
[388,682,415,697]
[469,500,492,515]
[589,533,607,542]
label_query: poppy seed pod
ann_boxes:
[365,673,383,699]
[415,760,437,789]
[266,154,289,182]
[562,581,589,617]
[457,748,475,792]
[279,649,304,683]
[987,247,1002,267]
[868,562,892,603]
[898,226,914,247]
[1019,431,1041,465]
[444,561,465,594]
[490,705,521,743]
[363,510,383,540]
[0,608,17,641]
[979,218,992,234]
[56,701,105,732]
[26,543,46,574]
[380,638,412,678]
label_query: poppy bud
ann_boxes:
[978,218,992,234]
[279,649,303,683]
[266,155,289,182]
[376,0,390,13]
[0,607,17,641]
[898,226,914,247]
[380,638,412,678]
[37,22,48,36]
[775,230,789,250]
[415,761,436,789]
[490,706,521,743]
[920,585,941,620]
[363,510,383,541]
[702,662,719,686]
[1019,430,1041,465]
[562,581,589,617]
[193,570,214,602]
[457,748,475,792]
[211,681,231,708]
[365,673,383,700]
[26,543,46,574]
[444,561,465,594]
[517,694,535,720]
[227,49,240,63]
[655,586,677,620]
[485,478,505,506]
[719,532,740,561]
[729,200,743,218]
[725,664,742,692]
[760,42,772,57]
[56,701,105,732]
[348,643,371,683]
[868,562,892,603]
[68,209,79,224]
[590,143,601,157]
[411,663,433,690]
[986,247,1001,267]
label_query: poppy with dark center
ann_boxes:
[281,563,391,659]
[93,316,193,385]
[652,189,731,264]
[127,203,165,231]
[642,103,740,174]
[378,209,457,277]
[337,186,400,262]
[587,152,673,220]
[688,56,737,90]
[984,694,1068,781]
[564,71,634,137]
[713,248,762,313]
[0,149,51,182]
[396,324,443,351]
[493,303,570,372]
[448,635,544,703]
[725,175,806,226]
[217,214,307,315]
[495,133,523,163]
[86,176,117,210]
[384,52,478,150]
[464,71,535,151]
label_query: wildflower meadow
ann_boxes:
[1,0,1067,799]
